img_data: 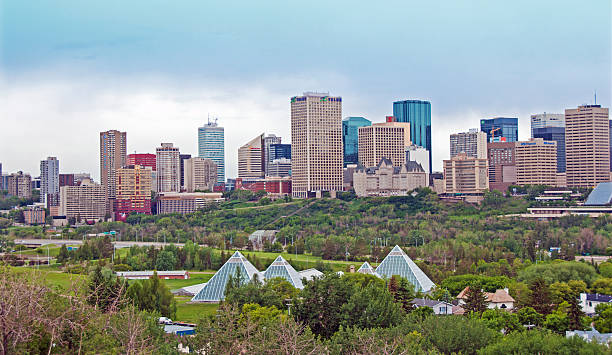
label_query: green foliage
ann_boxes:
[224,276,296,310]
[516,307,544,326]
[518,261,598,286]
[441,274,511,296]
[86,264,127,313]
[594,304,612,333]
[127,272,177,318]
[481,309,522,333]
[478,329,607,355]
[591,277,612,294]
[528,278,552,315]
[463,287,488,314]
[421,315,499,355]
[155,250,177,270]
[340,283,404,329]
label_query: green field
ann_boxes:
[174,297,218,323]
[163,272,213,290]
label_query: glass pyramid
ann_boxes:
[357,261,381,278]
[264,255,304,289]
[191,251,262,302]
[375,245,435,292]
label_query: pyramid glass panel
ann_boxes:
[375,245,435,292]
[192,251,261,302]
[264,256,304,289]
[357,261,381,278]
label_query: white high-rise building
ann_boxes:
[238,134,264,178]
[198,121,225,184]
[40,157,60,207]
[184,157,217,192]
[291,92,343,198]
[450,129,487,159]
[156,143,180,193]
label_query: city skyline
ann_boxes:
[1,1,610,178]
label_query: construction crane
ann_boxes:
[490,127,501,142]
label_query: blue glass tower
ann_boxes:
[480,117,518,143]
[532,127,566,173]
[342,117,371,166]
[392,100,431,173]
[198,121,225,183]
[269,143,291,160]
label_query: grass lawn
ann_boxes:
[174,297,218,323]
[163,273,213,290]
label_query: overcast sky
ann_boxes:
[1,0,610,179]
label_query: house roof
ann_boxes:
[411,298,452,308]
[567,328,612,343]
[585,293,612,302]
[264,255,304,289]
[375,245,435,292]
[457,287,515,303]
[405,161,425,173]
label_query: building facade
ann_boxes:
[290,92,343,198]
[443,152,489,194]
[114,165,153,219]
[59,178,106,221]
[269,143,291,161]
[267,158,291,177]
[234,177,292,195]
[184,157,217,192]
[6,171,32,198]
[531,113,566,173]
[127,153,156,170]
[198,121,225,184]
[515,138,558,186]
[40,157,60,207]
[480,117,518,142]
[156,143,181,193]
[406,144,430,177]
[565,105,610,188]
[24,207,46,225]
[531,113,565,136]
[156,192,224,214]
[449,129,487,159]
[353,158,427,197]
[262,134,282,174]
[99,130,127,208]
[393,100,432,173]
[358,121,411,168]
[238,134,264,178]
[487,141,516,192]
[59,174,75,187]
[342,116,371,166]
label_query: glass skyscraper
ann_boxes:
[342,117,371,166]
[392,100,431,173]
[480,117,518,143]
[198,121,225,184]
[531,113,566,173]
[269,143,291,160]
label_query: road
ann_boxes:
[14,239,185,249]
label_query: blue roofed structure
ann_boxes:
[585,182,612,206]
[357,262,381,278]
[191,251,262,302]
[375,245,435,292]
[264,255,304,289]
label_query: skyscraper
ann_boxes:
[565,105,610,188]
[342,117,371,166]
[449,129,487,159]
[40,157,60,207]
[100,130,127,210]
[262,134,282,174]
[184,157,217,192]
[393,100,432,173]
[487,141,516,192]
[358,121,411,168]
[531,113,566,173]
[198,121,225,184]
[291,92,343,198]
[179,154,191,189]
[515,138,558,186]
[480,117,518,143]
[269,144,291,161]
[114,165,153,219]
[238,134,264,178]
[156,143,181,193]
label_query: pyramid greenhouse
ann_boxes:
[357,261,381,278]
[191,251,262,302]
[263,255,304,289]
[375,245,435,292]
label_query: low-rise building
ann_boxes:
[579,293,612,315]
[23,206,46,225]
[234,177,292,196]
[411,298,453,315]
[116,271,189,280]
[443,152,489,195]
[156,192,224,215]
[457,287,515,310]
[353,158,427,197]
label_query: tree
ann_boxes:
[421,315,499,354]
[591,278,612,294]
[292,273,353,338]
[155,250,176,271]
[127,272,176,318]
[57,244,69,263]
[528,278,552,315]
[567,296,587,331]
[463,287,488,314]
[594,304,612,333]
[340,284,404,329]
[516,307,543,327]
[87,265,127,313]
[387,275,416,313]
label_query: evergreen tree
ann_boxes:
[528,278,552,315]
[463,287,488,314]
[57,244,69,263]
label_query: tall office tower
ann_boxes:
[393,100,432,173]
[114,165,152,219]
[443,153,489,194]
[565,105,610,187]
[238,134,264,178]
[342,117,371,166]
[449,129,487,159]
[358,121,411,168]
[198,121,225,184]
[515,138,558,186]
[262,134,282,174]
[179,154,191,189]
[531,113,566,173]
[40,157,60,207]
[99,130,127,210]
[269,144,291,160]
[290,92,343,198]
[480,117,518,143]
[156,143,181,193]
[7,171,32,198]
[487,141,516,192]
[59,178,106,222]
[184,157,217,192]
[59,174,75,187]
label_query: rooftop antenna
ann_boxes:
[207,113,210,125]
[595,90,597,105]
